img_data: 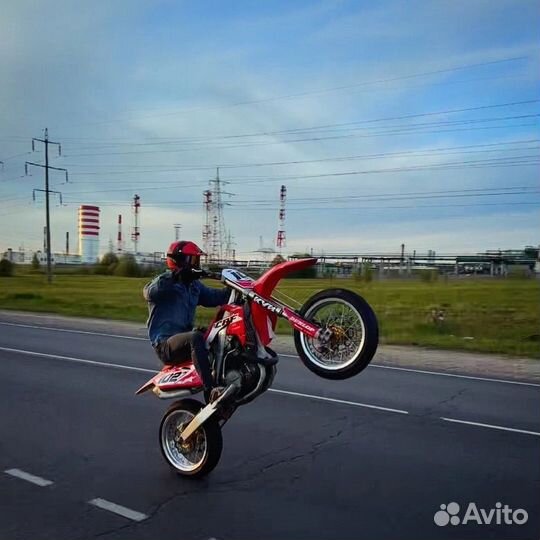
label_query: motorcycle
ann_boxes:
[136,257,378,477]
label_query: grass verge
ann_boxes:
[1,271,539,358]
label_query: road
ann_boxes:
[0,312,538,540]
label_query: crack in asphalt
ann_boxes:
[414,387,468,419]
[259,426,345,473]
[136,420,351,528]
[437,387,468,408]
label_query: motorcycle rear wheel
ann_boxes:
[159,399,223,478]
[293,288,378,380]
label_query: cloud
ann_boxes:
[1,0,539,257]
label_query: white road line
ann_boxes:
[281,353,540,388]
[0,346,406,414]
[0,321,146,341]
[441,417,540,437]
[4,468,53,487]
[2,346,539,433]
[369,364,540,388]
[4,321,539,388]
[0,346,155,374]
[88,498,148,522]
[269,388,409,414]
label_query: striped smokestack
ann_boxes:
[78,205,100,263]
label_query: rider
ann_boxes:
[143,240,229,399]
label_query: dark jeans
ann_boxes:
[155,331,213,390]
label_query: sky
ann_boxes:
[1,0,539,259]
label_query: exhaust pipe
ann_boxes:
[152,387,193,399]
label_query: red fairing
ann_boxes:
[225,305,247,345]
[253,258,317,298]
[251,258,317,345]
[135,363,202,394]
[251,309,277,347]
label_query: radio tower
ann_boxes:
[202,189,212,262]
[276,185,287,253]
[131,194,141,254]
[117,214,123,254]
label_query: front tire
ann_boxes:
[159,399,223,478]
[294,289,378,380]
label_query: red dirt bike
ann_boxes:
[136,258,378,477]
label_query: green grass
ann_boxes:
[1,270,539,358]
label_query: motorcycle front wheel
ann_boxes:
[159,399,222,478]
[293,289,379,380]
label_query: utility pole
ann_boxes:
[26,129,67,284]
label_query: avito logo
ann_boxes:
[434,502,528,527]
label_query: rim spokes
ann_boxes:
[301,300,365,369]
[163,411,207,471]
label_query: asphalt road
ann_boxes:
[0,313,538,540]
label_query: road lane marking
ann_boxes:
[88,498,147,522]
[281,353,540,387]
[0,346,155,374]
[0,321,147,341]
[368,364,540,388]
[3,346,540,432]
[269,388,409,414]
[4,468,53,486]
[441,417,540,436]
[0,346,407,415]
[4,321,539,388]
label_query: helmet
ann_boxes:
[166,240,205,271]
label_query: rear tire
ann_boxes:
[159,398,223,478]
[294,289,378,380]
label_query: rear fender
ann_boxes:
[135,362,203,395]
[135,379,155,395]
[251,258,317,346]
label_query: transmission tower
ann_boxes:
[211,168,225,261]
[225,231,236,264]
[208,168,235,262]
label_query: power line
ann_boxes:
[60,103,540,153]
[53,201,540,213]
[54,140,540,183]
[60,142,540,180]
[59,186,539,207]
[61,120,539,157]
[54,156,539,197]
[67,55,528,126]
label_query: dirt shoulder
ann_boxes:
[1,309,539,384]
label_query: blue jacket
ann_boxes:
[143,271,229,347]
